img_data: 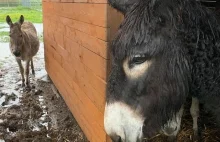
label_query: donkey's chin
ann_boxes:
[15,56,22,60]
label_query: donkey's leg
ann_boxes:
[162,105,184,142]
[16,58,25,87]
[31,58,35,75]
[25,60,30,87]
[190,97,199,141]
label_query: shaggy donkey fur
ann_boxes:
[105,0,220,141]
[6,15,39,87]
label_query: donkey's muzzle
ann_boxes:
[13,51,21,57]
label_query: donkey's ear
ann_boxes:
[108,0,138,14]
[19,15,24,25]
[6,15,12,26]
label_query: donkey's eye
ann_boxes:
[129,55,148,65]
[124,55,152,78]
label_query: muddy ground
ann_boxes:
[1,45,220,142]
[1,44,220,142]
[0,44,88,142]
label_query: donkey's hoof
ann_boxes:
[193,135,200,142]
[193,136,199,142]
[193,131,200,142]
[21,83,25,87]
[167,136,177,142]
[25,87,31,92]
[32,70,35,76]
[26,84,30,88]
[25,81,30,87]
[24,85,31,92]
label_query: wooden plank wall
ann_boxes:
[42,0,123,141]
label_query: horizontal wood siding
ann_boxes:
[43,0,123,141]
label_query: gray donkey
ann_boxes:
[6,15,39,87]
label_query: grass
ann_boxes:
[0,6,42,23]
[0,6,43,42]
[0,31,9,37]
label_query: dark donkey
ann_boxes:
[104,0,220,141]
[6,15,39,87]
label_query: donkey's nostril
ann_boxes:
[111,135,122,142]
[13,51,21,57]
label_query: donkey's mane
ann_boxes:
[111,0,220,61]
[109,0,220,136]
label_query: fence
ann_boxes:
[0,0,42,11]
[0,0,19,7]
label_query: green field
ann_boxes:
[0,6,42,42]
[0,6,42,23]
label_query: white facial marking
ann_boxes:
[161,105,184,136]
[104,102,144,142]
[123,58,152,79]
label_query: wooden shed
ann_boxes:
[42,0,123,141]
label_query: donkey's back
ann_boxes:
[22,22,37,35]
[21,21,39,58]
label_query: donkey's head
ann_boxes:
[6,15,24,57]
[105,0,192,141]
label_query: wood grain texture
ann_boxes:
[43,1,124,142]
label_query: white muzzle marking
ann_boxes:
[104,102,144,142]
